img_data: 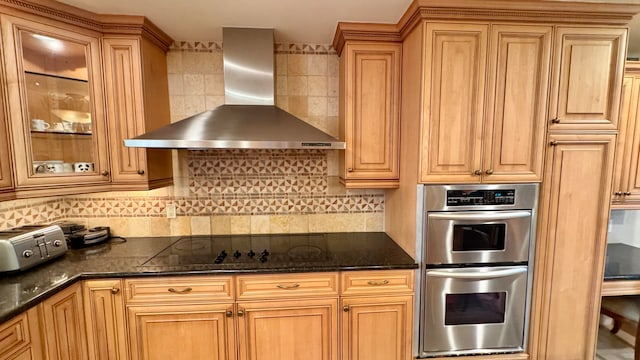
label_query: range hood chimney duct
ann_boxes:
[124,27,345,150]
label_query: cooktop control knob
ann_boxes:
[233,250,241,258]
[248,250,256,258]
[261,249,270,256]
[220,250,227,257]
[259,256,267,263]
[23,249,33,258]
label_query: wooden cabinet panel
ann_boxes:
[236,273,338,300]
[340,270,414,296]
[529,134,615,359]
[127,303,235,360]
[420,22,488,183]
[339,42,400,188]
[341,296,412,360]
[41,283,87,360]
[0,85,14,198]
[0,308,41,360]
[237,299,338,360]
[483,24,551,183]
[549,27,627,130]
[125,276,233,304]
[103,37,172,190]
[83,279,128,360]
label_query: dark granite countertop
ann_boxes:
[604,243,640,281]
[0,232,417,323]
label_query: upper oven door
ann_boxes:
[426,210,531,265]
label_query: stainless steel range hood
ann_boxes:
[124,28,345,150]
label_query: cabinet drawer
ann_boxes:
[341,270,414,296]
[0,312,31,359]
[124,276,233,303]
[236,273,338,300]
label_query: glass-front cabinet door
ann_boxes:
[1,14,109,188]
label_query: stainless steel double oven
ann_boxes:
[418,184,538,357]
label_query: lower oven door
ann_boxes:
[421,266,528,357]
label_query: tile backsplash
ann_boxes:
[0,42,385,236]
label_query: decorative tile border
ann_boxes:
[0,199,67,229]
[170,41,336,55]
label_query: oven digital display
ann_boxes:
[444,292,507,325]
[446,189,515,206]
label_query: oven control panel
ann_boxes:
[446,189,515,206]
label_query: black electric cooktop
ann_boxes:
[139,233,417,271]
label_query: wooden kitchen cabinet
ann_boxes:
[40,283,88,360]
[419,22,550,183]
[125,276,236,360]
[0,84,14,201]
[340,270,414,360]
[102,36,173,191]
[83,279,128,360]
[548,27,627,131]
[338,42,401,188]
[236,272,339,360]
[528,134,616,359]
[0,308,43,360]
[612,63,640,206]
[0,12,111,195]
[127,303,236,360]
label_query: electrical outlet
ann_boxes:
[166,204,176,219]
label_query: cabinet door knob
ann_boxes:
[485,169,494,175]
[101,170,110,176]
[549,140,558,146]
[111,288,120,295]
[347,167,353,172]
[237,309,245,317]
[473,170,482,176]
[624,192,632,196]
[225,310,233,318]
[551,118,560,124]
[615,191,623,196]
[343,305,350,312]
[137,169,145,175]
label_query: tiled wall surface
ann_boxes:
[0,42,386,236]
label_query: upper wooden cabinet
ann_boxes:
[419,22,551,183]
[0,1,173,199]
[548,27,627,131]
[1,13,111,195]
[103,36,173,191]
[338,42,401,188]
[612,62,640,206]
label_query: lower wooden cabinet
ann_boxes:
[237,299,338,360]
[40,283,88,360]
[529,134,615,359]
[0,307,42,360]
[341,296,413,360]
[83,279,128,360]
[1,270,416,360]
[127,303,236,360]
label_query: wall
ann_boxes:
[0,42,385,236]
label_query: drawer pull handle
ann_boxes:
[367,280,389,286]
[276,283,300,289]
[111,288,120,295]
[168,287,193,294]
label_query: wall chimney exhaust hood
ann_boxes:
[124,28,345,150]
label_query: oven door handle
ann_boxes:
[427,267,527,279]
[427,210,531,221]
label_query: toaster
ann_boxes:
[0,225,68,272]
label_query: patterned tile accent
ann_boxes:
[0,199,67,230]
[170,41,336,55]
